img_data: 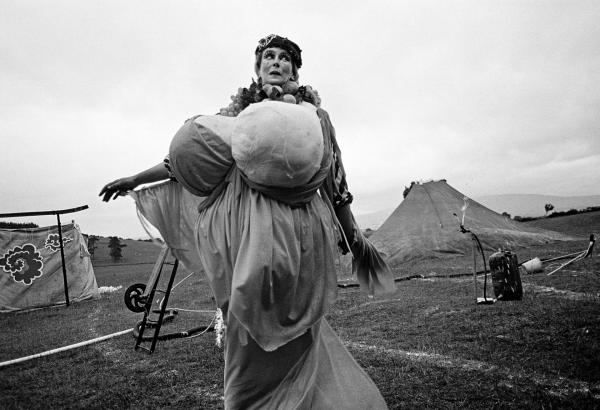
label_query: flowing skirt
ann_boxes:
[131,171,388,409]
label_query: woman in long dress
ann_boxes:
[100,34,394,409]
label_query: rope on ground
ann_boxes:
[168,308,216,314]
[337,272,478,289]
[94,261,166,268]
[187,313,218,340]
[0,329,132,369]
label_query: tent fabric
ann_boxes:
[369,180,576,265]
[0,223,99,311]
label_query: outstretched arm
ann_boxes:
[99,162,170,202]
[318,107,395,294]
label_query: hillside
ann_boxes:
[524,210,600,238]
[356,193,600,230]
[477,194,600,218]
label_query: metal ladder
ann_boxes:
[134,246,180,353]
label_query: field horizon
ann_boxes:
[1,211,599,409]
[356,193,600,230]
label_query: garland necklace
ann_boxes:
[219,78,321,117]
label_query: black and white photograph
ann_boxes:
[1,1,599,408]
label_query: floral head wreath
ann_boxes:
[219,35,320,117]
[255,34,302,68]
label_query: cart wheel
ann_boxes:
[124,283,147,312]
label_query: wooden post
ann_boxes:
[56,214,70,307]
[472,235,478,301]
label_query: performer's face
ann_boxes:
[258,47,294,86]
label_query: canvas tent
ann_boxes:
[369,180,576,266]
[0,223,99,311]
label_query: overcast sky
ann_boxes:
[1,0,599,238]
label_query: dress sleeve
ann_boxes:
[316,108,353,209]
[331,148,353,208]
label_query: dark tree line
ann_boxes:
[0,221,39,229]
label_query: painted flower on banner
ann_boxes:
[44,233,73,253]
[0,243,44,285]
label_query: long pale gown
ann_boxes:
[131,102,393,409]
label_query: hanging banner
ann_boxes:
[0,223,99,311]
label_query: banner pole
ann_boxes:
[472,235,478,301]
[56,214,70,307]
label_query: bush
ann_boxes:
[548,209,579,218]
[513,215,536,222]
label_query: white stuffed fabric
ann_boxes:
[231,101,324,188]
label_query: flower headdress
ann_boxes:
[218,34,319,117]
[255,34,302,68]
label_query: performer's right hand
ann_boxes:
[99,177,137,202]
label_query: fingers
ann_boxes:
[101,190,115,202]
[101,189,125,202]
[100,179,127,202]
[99,180,119,197]
[99,187,112,198]
[115,190,129,199]
[100,185,115,202]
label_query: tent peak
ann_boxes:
[373,180,576,265]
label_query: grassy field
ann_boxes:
[0,214,598,409]
[525,210,600,238]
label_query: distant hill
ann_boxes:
[476,194,600,218]
[355,193,600,230]
[355,208,394,230]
